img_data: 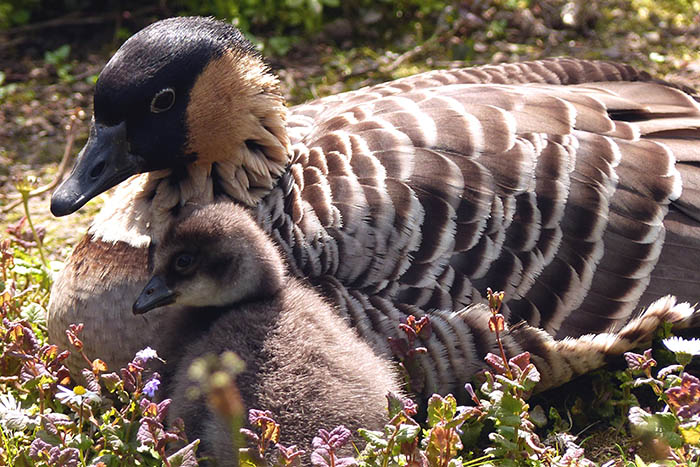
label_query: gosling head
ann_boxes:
[133,203,285,314]
[51,16,289,217]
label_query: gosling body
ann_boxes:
[134,203,402,465]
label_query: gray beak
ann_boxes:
[133,275,177,315]
[51,121,145,217]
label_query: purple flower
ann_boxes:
[143,375,161,398]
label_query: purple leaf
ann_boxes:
[327,426,352,450]
[310,448,331,467]
[29,438,52,459]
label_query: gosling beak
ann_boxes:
[50,120,145,217]
[133,275,177,315]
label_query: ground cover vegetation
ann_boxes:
[1,0,699,464]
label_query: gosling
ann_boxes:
[133,202,402,466]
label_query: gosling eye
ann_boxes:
[151,88,175,113]
[173,252,196,273]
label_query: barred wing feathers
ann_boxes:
[255,59,700,395]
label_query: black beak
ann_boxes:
[50,121,145,217]
[133,275,177,315]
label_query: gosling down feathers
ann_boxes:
[48,16,700,397]
[132,203,401,466]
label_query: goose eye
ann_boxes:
[151,88,175,113]
[174,253,195,272]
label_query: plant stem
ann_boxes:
[20,194,47,269]
[495,327,514,381]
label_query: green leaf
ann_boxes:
[36,428,62,447]
[427,393,457,426]
[529,405,547,428]
[459,420,483,449]
[101,372,122,393]
[20,302,46,326]
[68,433,93,451]
[680,420,700,445]
[44,44,71,65]
[3,410,37,431]
[167,439,200,467]
[239,447,264,466]
[100,425,125,451]
[89,454,120,467]
[358,428,388,448]
[395,423,420,443]
[499,393,524,415]
[266,36,294,56]
[386,392,404,418]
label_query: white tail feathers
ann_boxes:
[518,296,699,391]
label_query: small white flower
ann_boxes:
[55,385,101,406]
[663,336,700,357]
[0,393,38,431]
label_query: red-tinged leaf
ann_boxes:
[55,350,70,363]
[276,443,305,463]
[80,368,100,393]
[399,323,417,339]
[484,353,507,374]
[508,352,531,372]
[100,372,121,392]
[137,418,158,447]
[487,288,505,313]
[415,316,432,339]
[91,359,107,374]
[40,344,58,361]
[427,394,457,427]
[488,314,505,333]
[261,418,281,444]
[157,399,172,422]
[241,428,260,443]
[65,330,82,350]
[388,337,409,359]
[10,324,24,341]
[167,439,200,467]
[144,402,158,417]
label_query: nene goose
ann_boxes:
[48,16,700,398]
[132,202,401,466]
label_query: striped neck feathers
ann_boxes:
[186,48,291,206]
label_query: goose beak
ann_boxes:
[50,121,145,217]
[133,275,177,315]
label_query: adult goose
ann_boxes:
[48,16,700,398]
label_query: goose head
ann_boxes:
[51,17,290,217]
[132,203,285,314]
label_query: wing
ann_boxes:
[260,58,700,342]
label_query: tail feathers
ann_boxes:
[504,295,698,391]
